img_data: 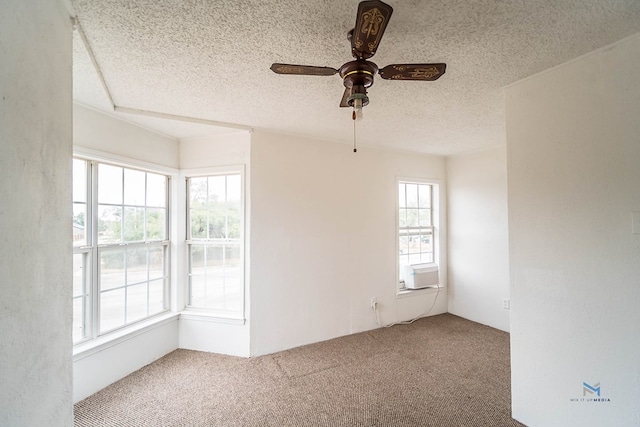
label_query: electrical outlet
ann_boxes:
[370,297,377,309]
[503,299,510,310]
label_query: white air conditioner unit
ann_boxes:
[404,263,439,289]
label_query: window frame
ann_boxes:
[396,178,441,294]
[72,157,93,344]
[72,154,172,346]
[184,165,246,320]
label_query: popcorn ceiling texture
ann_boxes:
[72,0,640,155]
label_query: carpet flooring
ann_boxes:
[74,314,526,426]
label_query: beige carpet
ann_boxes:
[74,314,526,426]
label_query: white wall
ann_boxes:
[179,132,252,357]
[73,104,180,169]
[447,147,510,332]
[249,131,447,356]
[0,1,73,425]
[507,33,640,427]
[73,317,179,402]
[179,131,250,170]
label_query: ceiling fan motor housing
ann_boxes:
[340,60,377,107]
[340,60,377,88]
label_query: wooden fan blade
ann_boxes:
[351,0,393,60]
[270,63,338,76]
[379,63,447,81]
[340,88,350,107]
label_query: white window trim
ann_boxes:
[179,310,246,325]
[181,164,247,321]
[73,147,180,347]
[395,177,445,296]
[396,285,441,298]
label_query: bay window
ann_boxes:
[72,158,170,344]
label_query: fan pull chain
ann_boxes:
[352,110,357,153]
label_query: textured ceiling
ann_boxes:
[72,0,640,155]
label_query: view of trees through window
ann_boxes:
[187,174,243,315]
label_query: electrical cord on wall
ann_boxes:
[373,285,441,328]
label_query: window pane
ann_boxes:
[205,245,224,268]
[420,252,434,263]
[189,177,208,207]
[406,184,418,208]
[420,232,433,253]
[227,204,241,239]
[418,208,431,227]
[226,174,241,202]
[222,281,243,313]
[126,283,148,323]
[124,169,145,206]
[98,164,122,205]
[73,253,86,297]
[127,248,148,285]
[190,244,240,310]
[73,159,87,203]
[208,206,226,239]
[100,288,125,332]
[419,184,431,208]
[98,205,122,244]
[190,209,207,239]
[399,236,409,256]
[149,279,166,314]
[190,245,205,275]
[406,208,419,227]
[399,254,410,269]
[146,173,166,207]
[146,208,166,240]
[123,207,145,242]
[189,274,207,306]
[409,234,420,254]
[399,208,407,228]
[208,175,226,203]
[73,297,85,343]
[409,254,422,264]
[189,245,206,306]
[399,255,410,281]
[148,247,164,280]
[203,274,225,311]
[225,244,241,270]
[73,203,87,247]
[225,245,242,312]
[100,249,125,291]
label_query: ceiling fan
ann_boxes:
[270,0,446,120]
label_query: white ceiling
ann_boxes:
[72,0,640,155]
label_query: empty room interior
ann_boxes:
[2,0,640,426]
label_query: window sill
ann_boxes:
[180,309,246,325]
[396,285,442,299]
[73,312,180,361]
